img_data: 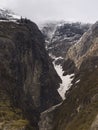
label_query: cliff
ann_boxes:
[0,19,62,130]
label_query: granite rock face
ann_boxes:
[0,19,61,130]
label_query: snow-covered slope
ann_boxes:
[0,8,20,21]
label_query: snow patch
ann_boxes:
[41,102,62,114]
[49,53,74,100]
[11,14,20,19]
[75,79,80,84]
[53,62,74,100]
[0,19,20,24]
[49,53,63,60]
[49,53,56,59]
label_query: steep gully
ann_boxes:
[39,53,75,130]
[38,22,91,130]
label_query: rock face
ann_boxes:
[0,19,61,130]
[66,22,98,69]
[63,22,98,75]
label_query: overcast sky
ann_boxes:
[0,0,98,24]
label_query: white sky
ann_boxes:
[0,0,98,24]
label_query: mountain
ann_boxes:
[0,18,62,130]
[41,21,90,59]
[43,22,98,130]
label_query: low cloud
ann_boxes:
[0,0,98,24]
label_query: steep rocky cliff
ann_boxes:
[0,19,62,130]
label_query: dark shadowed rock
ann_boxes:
[0,19,61,130]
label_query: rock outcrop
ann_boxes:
[0,19,62,130]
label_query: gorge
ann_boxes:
[0,9,98,130]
